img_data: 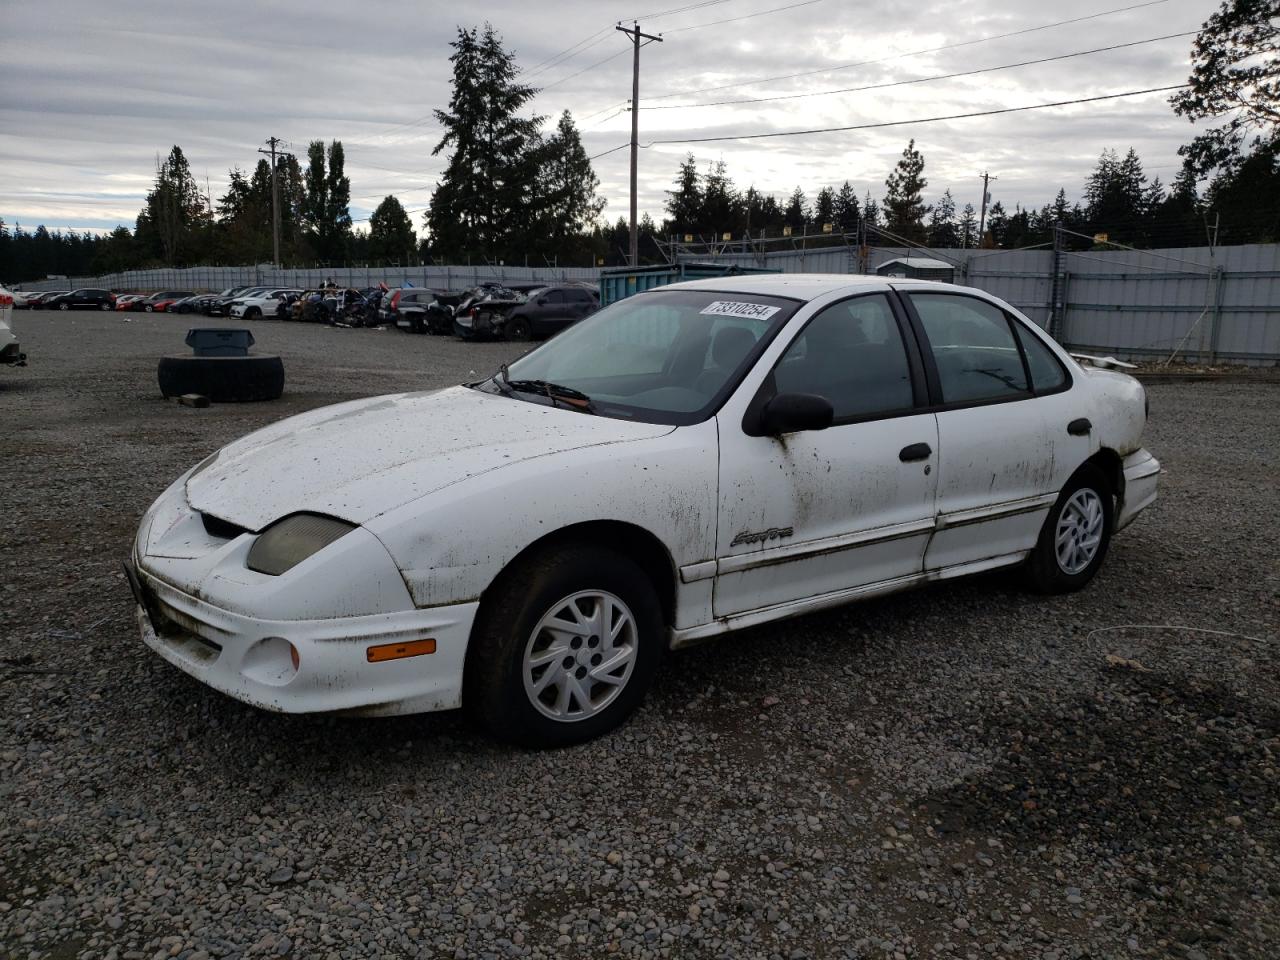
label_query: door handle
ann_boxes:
[899,442,932,462]
[1067,418,1092,436]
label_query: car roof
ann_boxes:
[662,272,957,300]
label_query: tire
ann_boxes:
[100,301,112,311]
[1023,464,1114,593]
[409,314,425,335]
[144,305,154,313]
[157,354,285,403]
[245,307,261,320]
[59,302,70,311]
[506,315,532,341]
[465,544,664,747]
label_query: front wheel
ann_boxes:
[506,315,532,341]
[1024,464,1113,593]
[100,301,112,311]
[59,302,70,311]
[466,545,664,747]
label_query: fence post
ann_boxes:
[1206,265,1226,365]
[1048,222,1067,341]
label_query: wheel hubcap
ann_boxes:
[1055,488,1104,575]
[522,590,637,722]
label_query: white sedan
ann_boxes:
[129,275,1160,746]
[228,289,300,320]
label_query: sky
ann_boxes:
[0,0,1216,237]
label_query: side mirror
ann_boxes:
[757,393,834,435]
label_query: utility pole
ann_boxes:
[977,171,997,248]
[616,21,663,267]
[258,137,283,266]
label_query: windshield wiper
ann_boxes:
[493,362,515,396]
[505,378,596,413]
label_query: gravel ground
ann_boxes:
[2,313,1277,960]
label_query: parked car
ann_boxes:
[11,290,37,309]
[114,294,147,311]
[503,284,599,340]
[452,285,526,340]
[28,291,69,309]
[152,293,195,313]
[228,289,301,320]
[127,275,1160,746]
[171,293,213,314]
[206,287,265,316]
[43,288,118,311]
[387,287,458,334]
[137,291,194,313]
[0,286,24,366]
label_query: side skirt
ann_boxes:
[668,550,1029,650]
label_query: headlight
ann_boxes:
[246,514,356,576]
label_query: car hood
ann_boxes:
[185,386,675,529]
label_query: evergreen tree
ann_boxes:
[926,189,959,247]
[882,139,930,242]
[1085,147,1150,244]
[142,146,207,265]
[537,111,605,255]
[701,160,741,235]
[984,201,1008,247]
[957,203,977,248]
[368,195,417,263]
[833,181,860,233]
[427,24,542,261]
[325,141,352,258]
[664,154,702,236]
[813,186,836,230]
[784,187,809,231]
[862,192,880,229]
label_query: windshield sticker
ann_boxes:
[699,300,781,321]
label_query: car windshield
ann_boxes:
[486,288,800,425]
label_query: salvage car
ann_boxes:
[228,288,301,320]
[128,275,1160,746]
[452,284,525,340]
[503,283,599,340]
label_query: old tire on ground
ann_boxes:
[465,543,664,748]
[1023,463,1114,594]
[157,354,285,402]
[505,315,532,341]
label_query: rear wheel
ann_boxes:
[466,544,664,747]
[1024,464,1113,593]
[506,315,532,341]
[100,301,112,311]
[246,307,261,320]
[59,302,70,311]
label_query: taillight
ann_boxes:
[469,307,478,318]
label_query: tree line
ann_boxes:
[0,0,1273,283]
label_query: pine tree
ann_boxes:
[701,160,741,235]
[813,186,836,231]
[985,201,1008,248]
[862,192,880,229]
[833,181,860,234]
[428,24,543,260]
[926,189,959,247]
[143,146,207,265]
[664,154,702,235]
[784,187,809,231]
[957,203,977,248]
[882,139,930,243]
[537,111,605,255]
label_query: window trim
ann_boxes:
[895,289,1072,412]
[742,291,930,435]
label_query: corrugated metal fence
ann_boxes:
[18,245,1279,363]
[680,243,1280,365]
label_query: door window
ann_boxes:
[772,294,915,420]
[542,290,565,305]
[909,294,1029,403]
[1011,321,1068,393]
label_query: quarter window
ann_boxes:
[1012,321,1068,393]
[772,294,915,420]
[909,294,1029,403]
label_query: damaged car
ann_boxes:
[128,275,1160,746]
[452,284,526,341]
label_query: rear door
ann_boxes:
[898,290,1059,571]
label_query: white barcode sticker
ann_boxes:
[699,300,781,320]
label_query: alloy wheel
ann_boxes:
[1055,488,1105,575]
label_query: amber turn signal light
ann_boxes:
[366,638,436,663]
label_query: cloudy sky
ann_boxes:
[2,0,1214,236]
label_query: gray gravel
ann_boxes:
[2,313,1277,960]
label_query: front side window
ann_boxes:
[772,293,916,420]
[909,294,1029,404]
[494,289,800,424]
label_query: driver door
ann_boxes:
[714,293,938,618]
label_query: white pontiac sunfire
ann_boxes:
[130,275,1160,746]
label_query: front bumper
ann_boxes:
[130,559,477,716]
[1116,448,1160,531]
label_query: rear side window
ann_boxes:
[543,290,565,304]
[1012,321,1068,393]
[909,294,1029,404]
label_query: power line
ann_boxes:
[589,143,632,161]
[521,31,613,80]
[643,0,1172,101]
[630,0,730,19]
[647,31,1196,109]
[644,84,1189,145]
[662,0,826,33]
[539,47,632,91]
